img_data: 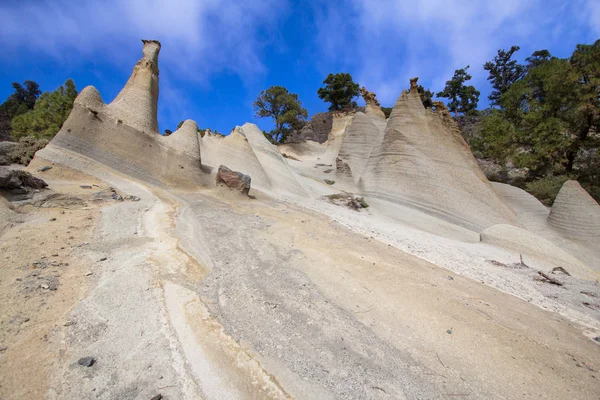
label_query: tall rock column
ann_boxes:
[108,40,161,134]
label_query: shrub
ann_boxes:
[525,175,572,206]
[381,107,392,119]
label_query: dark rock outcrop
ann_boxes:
[0,167,47,190]
[216,165,251,195]
[285,112,334,144]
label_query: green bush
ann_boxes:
[525,175,572,206]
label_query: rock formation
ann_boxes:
[548,180,600,242]
[361,79,517,231]
[201,124,307,197]
[336,112,384,183]
[360,86,386,120]
[284,111,335,144]
[108,40,161,134]
[35,40,206,189]
[0,166,47,190]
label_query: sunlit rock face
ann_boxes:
[361,83,517,231]
[35,40,207,189]
[108,40,161,135]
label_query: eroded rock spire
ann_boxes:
[108,40,161,134]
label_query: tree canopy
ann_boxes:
[11,79,78,139]
[253,86,307,143]
[416,85,434,109]
[436,66,480,117]
[483,46,525,106]
[0,80,42,140]
[472,40,600,200]
[317,73,361,111]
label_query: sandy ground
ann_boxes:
[1,161,600,399]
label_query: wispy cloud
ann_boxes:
[313,0,599,105]
[0,0,286,79]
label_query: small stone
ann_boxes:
[446,329,452,335]
[38,166,52,172]
[78,356,96,367]
[0,346,7,352]
[447,276,454,280]
[150,395,162,400]
[593,336,600,343]
[124,195,140,202]
[40,283,49,290]
[111,193,124,201]
[80,185,92,189]
[324,179,335,185]
[49,218,56,221]
[99,257,107,262]
[64,321,75,326]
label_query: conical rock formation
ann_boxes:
[108,40,161,134]
[361,80,517,231]
[336,112,384,183]
[548,180,600,242]
[200,124,308,197]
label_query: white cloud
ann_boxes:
[0,0,286,81]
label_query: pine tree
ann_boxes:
[483,46,525,107]
[11,79,78,139]
[254,86,308,143]
[436,66,480,117]
[317,73,361,111]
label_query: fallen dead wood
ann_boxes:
[536,271,563,286]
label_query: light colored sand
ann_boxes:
[3,154,600,399]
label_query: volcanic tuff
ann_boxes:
[4,39,600,400]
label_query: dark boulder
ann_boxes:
[0,167,47,190]
[216,165,251,195]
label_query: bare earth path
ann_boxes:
[1,168,599,399]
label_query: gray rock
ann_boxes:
[77,356,96,367]
[38,166,52,172]
[0,166,23,189]
[150,395,162,400]
[80,185,92,189]
[324,179,335,185]
[124,195,140,202]
[0,141,18,155]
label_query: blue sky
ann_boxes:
[1,0,598,134]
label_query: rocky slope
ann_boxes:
[1,40,600,400]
